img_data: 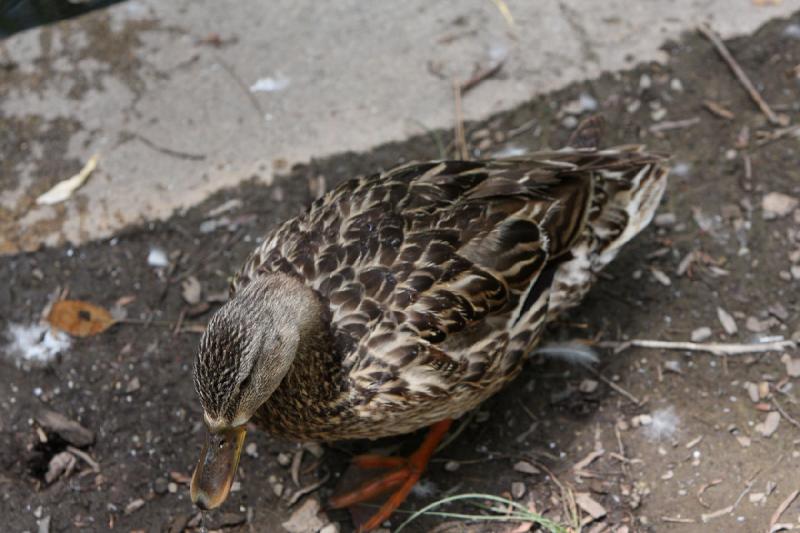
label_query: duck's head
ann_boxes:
[189,272,317,510]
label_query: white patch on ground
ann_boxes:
[147,247,169,267]
[4,323,71,366]
[249,76,291,93]
[643,407,680,440]
[536,342,599,365]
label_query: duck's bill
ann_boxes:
[190,425,247,510]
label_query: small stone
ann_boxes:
[277,452,292,466]
[37,515,51,533]
[670,78,684,92]
[579,379,599,393]
[781,354,800,378]
[639,74,652,90]
[755,412,780,438]
[654,213,676,228]
[763,192,798,220]
[650,268,671,286]
[125,498,146,515]
[575,492,607,519]
[736,435,751,448]
[272,482,284,497]
[651,108,667,121]
[154,477,169,495]
[513,461,540,475]
[661,470,674,480]
[791,265,800,280]
[303,442,324,458]
[744,382,760,403]
[634,414,653,427]
[511,481,526,499]
[126,377,141,393]
[717,307,738,335]
[45,451,76,484]
[562,115,578,129]
[691,327,712,342]
[245,442,258,458]
[444,460,460,472]
[664,361,682,374]
[745,316,770,333]
[281,498,326,533]
[167,482,178,493]
[319,524,340,533]
[35,409,95,447]
[147,247,169,267]
[749,492,766,504]
[181,276,202,305]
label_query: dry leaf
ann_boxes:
[36,154,99,205]
[47,300,115,337]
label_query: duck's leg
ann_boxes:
[330,418,453,532]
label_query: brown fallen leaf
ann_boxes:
[47,300,115,337]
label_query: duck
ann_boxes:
[189,117,669,531]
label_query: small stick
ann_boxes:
[697,24,783,125]
[67,446,100,472]
[772,398,800,430]
[452,81,468,160]
[756,124,800,147]
[287,471,331,506]
[599,338,795,356]
[702,100,735,120]
[649,117,700,133]
[582,364,642,405]
[460,60,504,94]
[769,489,800,531]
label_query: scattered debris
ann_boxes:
[717,307,739,335]
[574,492,607,520]
[35,408,95,447]
[147,247,170,268]
[47,300,115,338]
[281,498,327,533]
[45,451,76,484]
[36,155,99,205]
[762,192,799,220]
[755,412,781,438]
[697,24,785,125]
[250,76,291,93]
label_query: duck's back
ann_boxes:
[236,148,667,440]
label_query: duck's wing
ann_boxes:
[235,149,666,407]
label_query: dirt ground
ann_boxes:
[2,11,800,533]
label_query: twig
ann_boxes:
[67,446,100,472]
[703,100,735,120]
[769,489,799,532]
[772,398,800,430]
[697,24,783,125]
[460,60,504,94]
[452,81,468,160]
[599,338,795,356]
[756,124,800,147]
[649,117,700,133]
[581,364,641,405]
[291,449,304,486]
[697,479,723,509]
[287,471,331,506]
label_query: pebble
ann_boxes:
[511,481,526,499]
[35,408,95,447]
[277,452,292,466]
[444,460,460,472]
[691,327,712,342]
[744,382,760,403]
[37,516,50,533]
[245,442,258,458]
[639,74,652,90]
[124,498,145,515]
[717,307,738,335]
[653,213,676,228]
[168,482,178,493]
[755,412,780,438]
[791,265,800,280]
[147,247,169,268]
[154,477,168,495]
[303,442,324,458]
[632,414,653,427]
[579,379,599,393]
[670,78,684,92]
[512,460,540,475]
[319,524,340,533]
[281,498,327,533]
[126,377,141,393]
[762,192,798,220]
[664,361,682,374]
[781,354,800,378]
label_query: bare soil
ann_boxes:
[2,11,800,533]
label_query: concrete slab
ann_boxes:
[1,0,797,253]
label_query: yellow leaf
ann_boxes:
[47,300,115,337]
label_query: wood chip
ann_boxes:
[575,492,607,520]
[35,409,95,447]
[181,276,202,305]
[45,451,76,483]
[717,307,738,335]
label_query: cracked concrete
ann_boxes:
[1,0,797,254]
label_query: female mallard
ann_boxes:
[190,125,668,530]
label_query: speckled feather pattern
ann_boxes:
[208,148,667,441]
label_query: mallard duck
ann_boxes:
[190,120,668,530]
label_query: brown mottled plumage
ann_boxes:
[192,145,668,443]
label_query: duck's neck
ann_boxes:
[251,275,347,438]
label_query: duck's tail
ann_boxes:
[547,143,669,320]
